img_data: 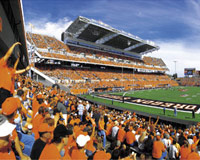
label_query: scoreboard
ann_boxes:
[184,68,196,76]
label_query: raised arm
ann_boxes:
[3,42,21,62]
[154,116,159,126]
[14,55,20,70]
[15,65,31,74]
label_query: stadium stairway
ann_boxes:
[30,67,71,93]
[30,67,55,84]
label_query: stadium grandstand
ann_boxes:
[26,16,178,94]
[2,1,200,160]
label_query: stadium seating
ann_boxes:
[26,32,178,94]
[36,67,178,94]
[27,33,168,72]
[178,77,200,86]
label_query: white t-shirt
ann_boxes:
[169,145,178,159]
[112,126,119,138]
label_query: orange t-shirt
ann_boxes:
[180,146,191,160]
[98,119,105,131]
[39,143,61,160]
[93,150,111,160]
[106,123,113,136]
[117,128,126,143]
[0,149,16,160]
[126,131,136,145]
[32,98,40,118]
[152,141,165,159]
[0,58,15,93]
[86,137,96,153]
[64,135,77,156]
[187,152,200,160]
[32,114,44,139]
[71,148,87,160]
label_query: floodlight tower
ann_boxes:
[174,61,177,74]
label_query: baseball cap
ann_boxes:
[93,151,111,160]
[54,124,73,138]
[76,134,90,147]
[2,97,20,115]
[0,114,16,137]
[38,123,54,133]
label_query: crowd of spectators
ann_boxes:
[178,77,200,87]
[1,42,200,160]
[38,67,178,94]
[27,32,168,72]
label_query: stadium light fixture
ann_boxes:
[174,61,177,74]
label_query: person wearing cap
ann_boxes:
[152,135,167,160]
[1,97,31,160]
[30,123,54,160]
[0,114,16,159]
[39,124,73,159]
[71,134,90,160]
[0,43,32,107]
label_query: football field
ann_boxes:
[112,86,200,104]
[81,86,200,122]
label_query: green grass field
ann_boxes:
[81,86,200,122]
[112,86,200,104]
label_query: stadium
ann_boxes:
[1,0,200,159]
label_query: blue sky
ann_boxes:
[23,0,200,77]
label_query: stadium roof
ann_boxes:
[0,0,28,67]
[64,16,159,57]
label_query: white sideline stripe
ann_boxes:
[94,95,195,114]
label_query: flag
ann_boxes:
[28,23,35,29]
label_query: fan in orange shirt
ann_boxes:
[1,97,31,160]
[98,116,106,148]
[125,125,136,146]
[32,106,47,139]
[0,42,32,107]
[117,124,126,143]
[187,144,200,160]
[180,141,191,160]
[39,124,73,160]
[152,135,167,159]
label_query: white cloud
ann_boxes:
[148,40,200,77]
[25,17,72,41]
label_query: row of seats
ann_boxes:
[38,51,166,72]
[26,33,70,52]
[37,67,178,94]
[27,32,167,72]
[178,77,200,86]
[143,56,166,67]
